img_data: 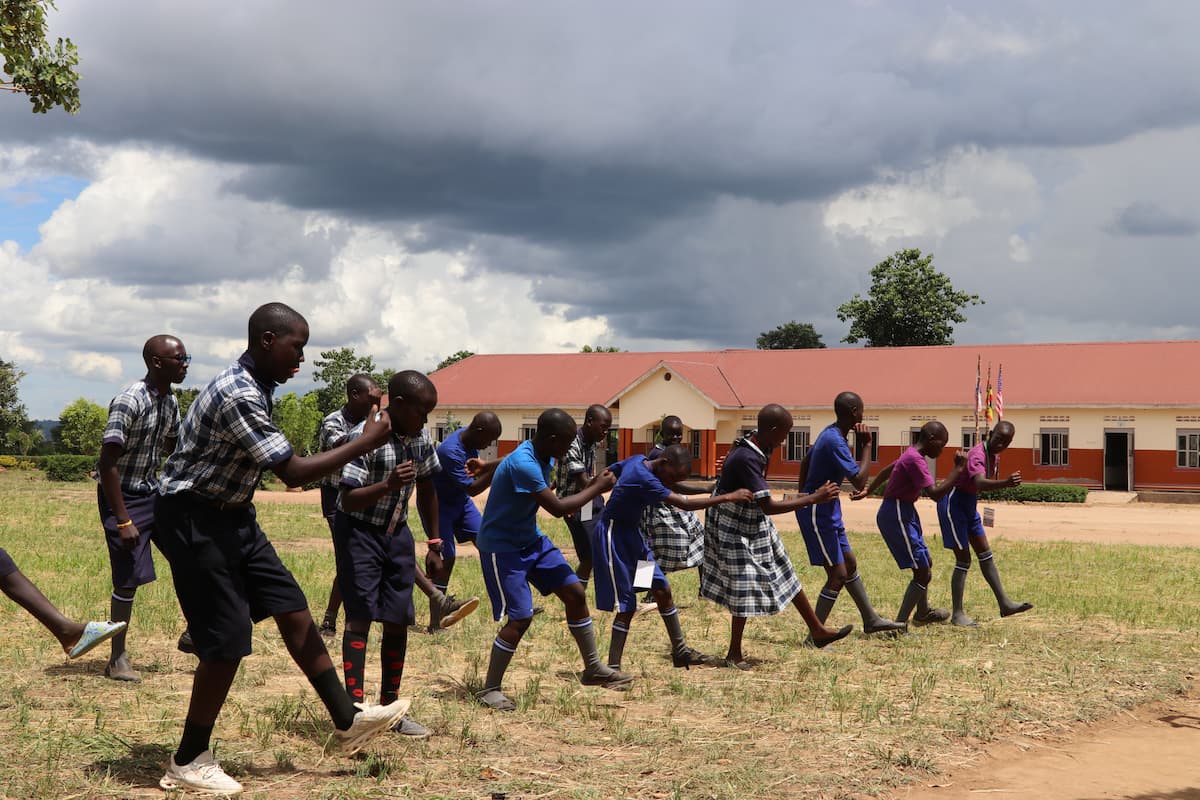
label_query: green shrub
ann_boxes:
[0,455,17,468]
[982,484,1088,503]
[40,455,97,482]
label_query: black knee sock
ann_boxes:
[310,666,358,730]
[660,606,687,654]
[607,620,629,669]
[341,630,369,704]
[379,629,407,705]
[814,588,839,623]
[175,720,214,766]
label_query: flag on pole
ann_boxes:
[995,364,1004,420]
[984,362,995,426]
[975,356,983,415]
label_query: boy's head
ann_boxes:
[917,420,950,457]
[756,404,793,449]
[582,404,613,444]
[143,334,189,385]
[660,415,684,446]
[463,411,503,449]
[656,443,692,484]
[534,408,578,460]
[987,420,1016,454]
[346,373,382,418]
[833,391,864,426]
[386,370,438,437]
[247,303,309,385]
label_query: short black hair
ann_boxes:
[660,443,692,469]
[346,373,376,397]
[142,334,181,366]
[537,408,576,439]
[919,420,948,441]
[387,369,435,403]
[757,403,791,431]
[661,415,683,431]
[834,391,862,418]
[584,404,611,423]
[248,303,306,346]
[992,420,1015,437]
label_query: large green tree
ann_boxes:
[272,392,323,457]
[435,350,475,371]
[311,347,379,417]
[837,248,983,347]
[56,397,106,455]
[1,0,79,113]
[756,321,826,350]
[0,358,30,453]
[175,387,201,419]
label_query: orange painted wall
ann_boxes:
[497,439,518,457]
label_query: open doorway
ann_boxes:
[1103,430,1133,491]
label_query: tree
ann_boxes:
[435,350,475,371]
[1,0,80,113]
[756,321,826,350]
[56,397,106,455]
[580,345,623,353]
[175,387,201,418]
[311,347,378,417]
[836,248,983,347]
[0,357,30,453]
[272,392,323,457]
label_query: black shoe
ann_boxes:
[671,645,717,668]
[177,630,196,655]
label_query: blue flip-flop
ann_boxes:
[67,620,127,659]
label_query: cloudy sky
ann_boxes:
[3,1,1200,417]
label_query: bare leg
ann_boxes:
[0,569,85,651]
[791,589,853,644]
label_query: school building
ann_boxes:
[430,341,1200,492]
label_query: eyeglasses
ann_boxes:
[164,354,192,365]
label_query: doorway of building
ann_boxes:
[1103,430,1133,491]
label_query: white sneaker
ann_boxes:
[333,697,411,755]
[159,749,243,795]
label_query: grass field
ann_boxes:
[0,470,1197,799]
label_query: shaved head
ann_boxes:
[248,302,306,346]
[919,420,948,442]
[346,373,376,396]
[993,420,1015,438]
[834,391,862,418]
[537,407,577,439]
[757,403,792,431]
[142,334,182,365]
[584,404,611,423]
[660,443,692,469]
[388,369,436,403]
[471,411,501,434]
[463,410,503,447]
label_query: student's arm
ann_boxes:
[272,409,391,487]
[97,442,138,551]
[974,471,1021,492]
[671,480,715,496]
[462,457,501,496]
[847,423,873,492]
[534,469,616,517]
[758,481,840,515]
[852,461,894,500]
[414,478,442,559]
[923,450,967,502]
[341,461,416,512]
[664,487,754,511]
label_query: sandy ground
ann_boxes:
[261,487,1200,797]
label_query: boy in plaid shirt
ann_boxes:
[154,303,408,796]
[556,404,612,588]
[701,404,851,669]
[97,334,191,682]
[335,370,444,738]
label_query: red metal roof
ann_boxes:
[430,341,1200,409]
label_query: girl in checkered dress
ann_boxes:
[700,404,853,669]
[640,416,710,572]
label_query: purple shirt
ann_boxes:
[884,446,933,503]
[953,442,990,494]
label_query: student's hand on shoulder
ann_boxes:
[1007,471,1022,488]
[361,406,391,446]
[727,488,754,503]
[853,423,872,445]
[466,457,485,476]
[387,460,417,488]
[814,480,840,503]
[597,469,616,491]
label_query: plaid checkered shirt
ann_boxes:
[338,425,441,528]
[555,428,596,498]
[318,408,355,488]
[159,354,294,504]
[101,380,180,495]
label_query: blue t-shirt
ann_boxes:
[433,428,477,511]
[477,440,553,553]
[803,423,860,526]
[600,456,671,528]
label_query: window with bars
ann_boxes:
[785,428,811,462]
[1177,430,1200,468]
[1037,429,1069,466]
[853,427,879,462]
[691,429,701,459]
[962,429,978,450]
[521,425,538,442]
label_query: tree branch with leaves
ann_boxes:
[1,0,79,113]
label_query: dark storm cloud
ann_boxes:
[1108,202,1200,238]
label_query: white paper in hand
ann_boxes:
[982,507,995,528]
[579,501,593,522]
[633,560,656,590]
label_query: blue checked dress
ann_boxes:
[700,437,802,616]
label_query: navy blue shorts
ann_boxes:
[565,514,596,564]
[592,518,667,613]
[0,546,17,578]
[438,498,481,560]
[937,488,986,550]
[796,504,850,567]
[876,498,933,570]
[479,536,579,621]
[98,486,158,591]
[333,512,416,627]
[153,493,310,661]
[320,485,338,534]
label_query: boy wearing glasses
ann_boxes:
[96,335,191,682]
[334,370,443,738]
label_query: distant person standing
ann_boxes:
[556,404,612,588]
[96,334,191,682]
[317,374,383,640]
